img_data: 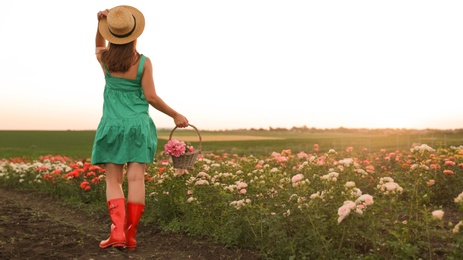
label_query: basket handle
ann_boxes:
[169,124,202,151]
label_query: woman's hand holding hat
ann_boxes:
[97,9,109,21]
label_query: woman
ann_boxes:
[93,5,188,250]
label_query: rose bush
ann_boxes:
[1,144,463,258]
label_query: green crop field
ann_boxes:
[1,129,463,160]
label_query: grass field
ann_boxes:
[1,129,462,159]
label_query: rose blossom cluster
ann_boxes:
[337,194,374,223]
[224,181,248,194]
[410,144,435,154]
[320,171,339,182]
[291,173,310,187]
[377,177,403,195]
[164,139,194,157]
[230,198,252,210]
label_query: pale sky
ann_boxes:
[1,0,462,131]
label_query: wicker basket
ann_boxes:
[168,124,202,170]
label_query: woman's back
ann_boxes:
[106,54,143,81]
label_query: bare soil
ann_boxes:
[0,186,262,260]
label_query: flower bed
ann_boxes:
[1,144,463,258]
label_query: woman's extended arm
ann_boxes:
[141,57,189,128]
[95,10,109,61]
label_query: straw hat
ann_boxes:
[98,5,145,44]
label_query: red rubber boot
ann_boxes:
[126,202,145,250]
[99,198,126,248]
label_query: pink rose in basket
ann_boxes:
[164,139,187,157]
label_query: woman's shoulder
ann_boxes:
[141,54,151,62]
[141,55,152,67]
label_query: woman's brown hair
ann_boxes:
[101,41,140,73]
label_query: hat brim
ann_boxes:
[98,5,145,45]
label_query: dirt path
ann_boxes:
[0,186,261,260]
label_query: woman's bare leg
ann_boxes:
[104,163,125,201]
[127,162,146,204]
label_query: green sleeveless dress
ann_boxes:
[91,55,157,165]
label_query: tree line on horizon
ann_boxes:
[211,126,463,134]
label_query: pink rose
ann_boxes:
[356,194,374,206]
[164,139,187,157]
[385,182,397,191]
[338,205,351,217]
[432,210,444,220]
[291,173,304,183]
[297,152,308,159]
[236,181,248,189]
[445,160,455,166]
